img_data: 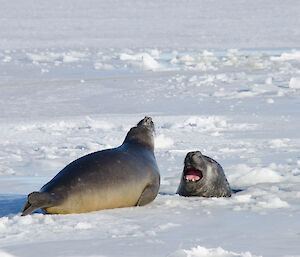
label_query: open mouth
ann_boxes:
[184,166,203,182]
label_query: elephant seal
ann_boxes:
[22,117,160,216]
[176,151,231,197]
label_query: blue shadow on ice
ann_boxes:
[0,194,44,217]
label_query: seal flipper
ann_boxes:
[21,191,56,216]
[136,184,159,206]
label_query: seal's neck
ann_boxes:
[122,127,154,152]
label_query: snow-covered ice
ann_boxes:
[1,1,300,257]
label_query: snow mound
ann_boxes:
[270,50,300,61]
[172,116,228,132]
[155,134,174,149]
[26,51,87,64]
[94,62,115,70]
[2,56,12,63]
[0,250,16,257]
[269,138,290,148]
[289,77,300,89]
[85,117,115,131]
[256,195,289,209]
[228,164,284,187]
[169,245,261,257]
[120,52,163,71]
[169,51,217,71]
[0,167,16,176]
[169,116,251,134]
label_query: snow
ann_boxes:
[228,164,284,187]
[289,77,300,89]
[0,250,16,257]
[1,1,300,257]
[120,52,163,71]
[169,245,261,257]
[155,134,174,149]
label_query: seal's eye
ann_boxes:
[184,166,203,182]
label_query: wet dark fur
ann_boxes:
[177,151,231,197]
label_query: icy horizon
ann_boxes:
[0,0,300,51]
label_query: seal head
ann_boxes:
[123,116,155,151]
[176,151,231,197]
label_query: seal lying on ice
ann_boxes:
[22,117,160,215]
[176,151,231,197]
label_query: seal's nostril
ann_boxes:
[137,116,153,128]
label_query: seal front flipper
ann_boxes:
[21,191,56,216]
[136,184,159,206]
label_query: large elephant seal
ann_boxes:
[22,117,160,216]
[176,151,231,197]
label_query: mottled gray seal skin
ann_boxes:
[176,151,231,197]
[22,117,160,215]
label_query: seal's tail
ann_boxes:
[21,191,54,216]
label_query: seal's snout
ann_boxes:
[185,151,202,166]
[183,151,204,183]
[137,116,152,126]
[137,116,155,132]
